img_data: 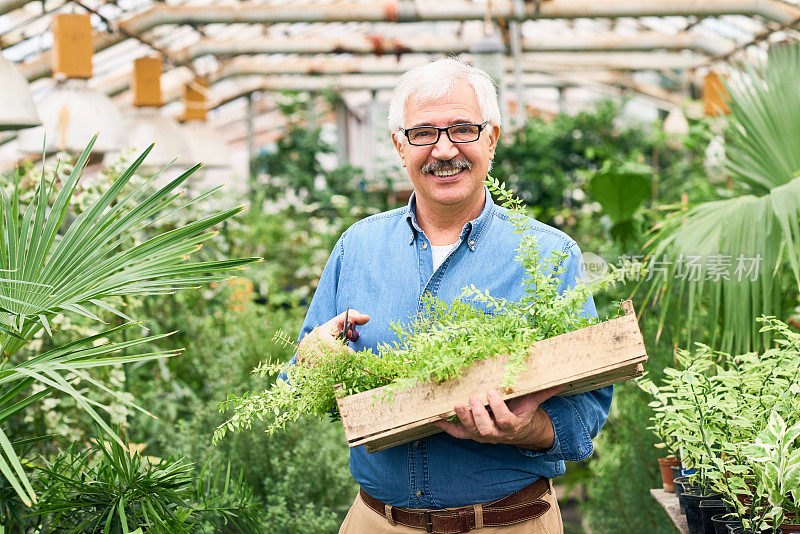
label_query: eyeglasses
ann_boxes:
[401,121,488,146]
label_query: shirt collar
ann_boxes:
[404,185,494,251]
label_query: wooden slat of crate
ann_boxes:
[336,301,646,451]
[356,362,644,452]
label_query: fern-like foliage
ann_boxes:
[215,179,621,442]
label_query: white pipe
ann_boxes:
[16,0,797,81]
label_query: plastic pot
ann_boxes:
[659,456,682,492]
[711,513,741,534]
[728,527,773,534]
[673,464,683,481]
[699,500,730,534]
[675,477,699,514]
[681,492,722,534]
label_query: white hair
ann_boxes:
[388,57,501,138]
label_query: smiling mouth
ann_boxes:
[429,168,464,178]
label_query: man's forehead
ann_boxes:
[404,82,481,125]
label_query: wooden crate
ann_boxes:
[335,300,647,453]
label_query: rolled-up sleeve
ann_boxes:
[519,242,614,461]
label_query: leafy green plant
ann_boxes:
[214,178,619,442]
[640,316,800,532]
[33,434,263,534]
[589,155,652,246]
[744,412,800,528]
[0,136,258,507]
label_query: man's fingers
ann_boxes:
[327,310,370,338]
[486,390,520,432]
[454,404,477,431]
[433,419,472,440]
[469,396,498,437]
[347,310,370,325]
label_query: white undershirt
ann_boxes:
[431,242,458,271]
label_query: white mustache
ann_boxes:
[421,158,472,174]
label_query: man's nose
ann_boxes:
[430,131,459,160]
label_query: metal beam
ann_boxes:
[15,0,799,81]
[188,70,684,113]
[165,31,735,64]
[96,52,703,101]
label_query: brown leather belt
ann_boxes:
[359,478,551,533]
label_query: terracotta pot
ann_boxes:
[780,523,800,533]
[658,456,682,492]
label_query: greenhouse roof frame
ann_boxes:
[2,0,800,147]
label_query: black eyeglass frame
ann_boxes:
[401,121,489,146]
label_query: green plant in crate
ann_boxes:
[0,136,258,508]
[641,43,800,353]
[214,178,620,442]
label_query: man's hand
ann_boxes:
[297,309,370,364]
[434,386,564,450]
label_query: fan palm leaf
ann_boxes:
[641,44,800,353]
[0,136,258,355]
[0,138,259,506]
[0,324,182,506]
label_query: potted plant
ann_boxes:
[639,374,684,492]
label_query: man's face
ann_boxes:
[392,81,500,212]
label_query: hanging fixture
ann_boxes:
[663,108,689,136]
[0,52,40,131]
[18,13,124,154]
[703,71,730,116]
[179,77,230,169]
[123,56,191,169]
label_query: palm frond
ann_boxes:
[0,325,181,506]
[0,137,259,355]
[640,43,800,352]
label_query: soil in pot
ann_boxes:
[780,523,800,533]
[659,456,682,492]
[699,500,730,534]
[711,513,741,534]
[681,492,722,534]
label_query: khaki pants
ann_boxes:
[339,480,564,534]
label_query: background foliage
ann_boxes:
[9,85,793,533]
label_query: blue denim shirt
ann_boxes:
[297,186,613,508]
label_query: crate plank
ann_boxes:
[336,300,647,452]
[357,363,644,452]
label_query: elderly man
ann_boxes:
[297,58,612,534]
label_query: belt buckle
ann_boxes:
[424,510,433,533]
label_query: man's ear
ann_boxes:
[487,124,501,159]
[391,131,407,167]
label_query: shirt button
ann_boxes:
[413,441,420,448]
[469,240,476,247]
[421,242,428,249]
[424,290,431,297]
[416,490,423,497]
